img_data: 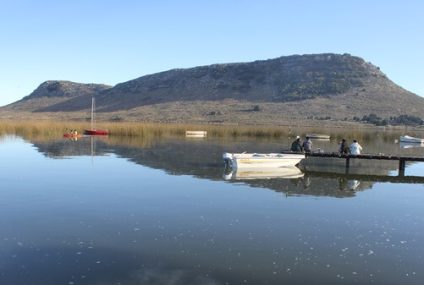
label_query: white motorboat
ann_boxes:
[400,142,424,148]
[223,152,305,170]
[399,135,424,143]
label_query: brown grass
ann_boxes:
[0,119,416,142]
[0,120,292,139]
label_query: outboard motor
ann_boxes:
[223,152,233,169]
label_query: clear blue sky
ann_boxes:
[1,0,423,106]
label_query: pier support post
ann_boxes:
[344,157,350,174]
[399,159,406,176]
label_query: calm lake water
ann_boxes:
[0,133,423,285]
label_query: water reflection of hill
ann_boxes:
[31,137,112,158]
[30,136,424,198]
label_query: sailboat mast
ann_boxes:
[91,97,95,130]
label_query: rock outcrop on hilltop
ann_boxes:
[7,81,111,112]
[24,80,111,99]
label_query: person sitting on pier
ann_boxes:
[291,136,303,152]
[349,139,363,155]
[302,136,312,153]
[339,139,349,154]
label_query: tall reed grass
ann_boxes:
[0,120,292,139]
[0,119,408,141]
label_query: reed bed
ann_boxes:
[0,120,292,139]
[0,119,409,141]
[0,120,85,139]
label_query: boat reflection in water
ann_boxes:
[224,165,304,180]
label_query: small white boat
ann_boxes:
[223,152,305,170]
[400,142,424,148]
[306,134,330,140]
[224,165,304,180]
[185,130,207,137]
[399,135,424,143]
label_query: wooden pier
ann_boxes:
[302,152,424,177]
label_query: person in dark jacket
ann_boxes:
[291,136,303,152]
[339,139,349,154]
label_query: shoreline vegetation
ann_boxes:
[1,119,423,142]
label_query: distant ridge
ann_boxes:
[3,53,424,124]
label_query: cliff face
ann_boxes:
[3,53,424,123]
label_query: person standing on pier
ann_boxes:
[350,139,363,155]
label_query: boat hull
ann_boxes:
[63,133,82,138]
[400,142,424,148]
[400,135,424,143]
[306,134,330,140]
[84,129,109,136]
[223,152,305,170]
[185,131,207,137]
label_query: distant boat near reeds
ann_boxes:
[63,133,82,139]
[306,134,331,140]
[185,130,207,138]
[400,135,424,143]
[400,142,424,148]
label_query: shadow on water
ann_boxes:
[1,245,222,285]
[27,134,424,198]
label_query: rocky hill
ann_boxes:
[89,53,380,111]
[3,53,424,125]
[6,81,111,112]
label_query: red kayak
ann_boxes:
[63,133,82,138]
[83,129,109,135]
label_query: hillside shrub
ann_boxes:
[361,114,423,126]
